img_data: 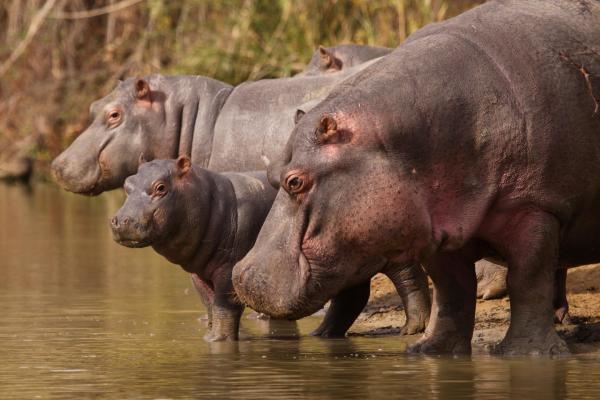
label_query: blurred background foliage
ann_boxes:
[0,0,483,176]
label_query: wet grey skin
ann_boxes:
[298,44,392,76]
[233,0,600,355]
[110,157,430,341]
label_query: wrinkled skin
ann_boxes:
[299,44,392,76]
[51,60,382,195]
[234,0,600,355]
[111,158,430,340]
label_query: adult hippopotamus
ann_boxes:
[50,58,383,195]
[110,157,430,340]
[300,44,392,76]
[233,0,600,355]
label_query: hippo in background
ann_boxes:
[50,53,385,195]
[233,0,600,355]
[299,44,392,76]
[110,157,431,340]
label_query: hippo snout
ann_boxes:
[110,213,153,248]
[50,157,68,187]
[50,151,102,195]
[110,215,131,229]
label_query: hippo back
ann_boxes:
[206,58,381,172]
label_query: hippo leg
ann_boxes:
[310,281,371,338]
[204,274,244,342]
[407,250,477,355]
[553,268,571,324]
[191,273,214,327]
[489,210,569,355]
[476,260,508,300]
[382,262,431,335]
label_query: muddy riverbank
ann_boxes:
[354,265,600,354]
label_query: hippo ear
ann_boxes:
[176,155,192,177]
[294,109,306,124]
[316,114,346,144]
[135,79,152,104]
[318,46,342,71]
[138,153,148,168]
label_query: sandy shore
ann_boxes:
[352,264,600,355]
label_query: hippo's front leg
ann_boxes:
[488,210,569,355]
[382,262,431,335]
[310,281,370,338]
[407,249,477,355]
[204,273,244,342]
[191,274,214,328]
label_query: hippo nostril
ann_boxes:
[122,217,130,226]
[110,216,119,228]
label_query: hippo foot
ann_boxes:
[554,306,572,325]
[476,267,508,300]
[490,331,569,356]
[399,317,428,336]
[203,331,237,342]
[407,334,471,355]
[246,311,271,320]
[309,325,346,338]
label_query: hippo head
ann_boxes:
[51,77,170,195]
[233,104,434,320]
[110,156,196,248]
[300,44,391,76]
[306,46,344,75]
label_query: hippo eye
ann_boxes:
[107,110,122,125]
[153,182,167,196]
[284,173,306,195]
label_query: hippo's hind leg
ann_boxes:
[310,281,370,338]
[382,262,431,335]
[407,248,477,355]
[191,274,214,329]
[487,209,569,355]
[476,260,508,300]
[553,268,571,324]
[204,273,244,342]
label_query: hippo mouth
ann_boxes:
[233,249,334,321]
[114,238,153,248]
[51,133,114,196]
[51,163,101,195]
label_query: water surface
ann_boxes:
[1,183,600,399]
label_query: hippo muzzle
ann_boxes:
[232,192,336,320]
[51,150,103,195]
[110,203,155,248]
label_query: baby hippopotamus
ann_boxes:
[111,157,430,341]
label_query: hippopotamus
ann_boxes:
[110,157,430,340]
[300,44,392,76]
[233,0,600,355]
[50,57,385,195]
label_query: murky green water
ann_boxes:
[1,183,600,399]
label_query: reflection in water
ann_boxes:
[1,183,600,399]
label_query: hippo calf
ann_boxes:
[300,44,392,76]
[234,0,600,355]
[111,157,430,341]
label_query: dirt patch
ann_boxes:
[351,265,600,354]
